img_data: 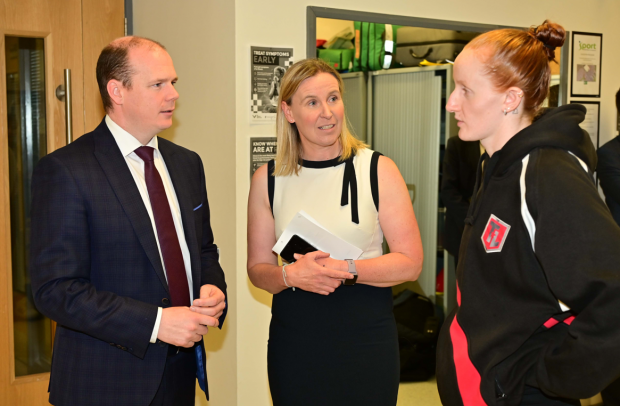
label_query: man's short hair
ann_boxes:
[96,36,166,112]
[616,88,620,114]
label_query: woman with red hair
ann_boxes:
[437,21,620,406]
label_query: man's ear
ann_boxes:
[106,80,124,107]
[281,101,294,123]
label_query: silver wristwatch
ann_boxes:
[343,259,358,285]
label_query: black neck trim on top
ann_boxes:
[301,156,343,168]
[300,153,360,224]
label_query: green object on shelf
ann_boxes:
[352,22,401,72]
[318,48,354,72]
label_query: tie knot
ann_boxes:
[134,146,155,162]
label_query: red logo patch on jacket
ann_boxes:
[481,214,511,253]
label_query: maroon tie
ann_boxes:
[134,146,190,307]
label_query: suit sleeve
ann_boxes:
[30,154,158,358]
[598,144,620,209]
[529,149,620,398]
[197,155,228,326]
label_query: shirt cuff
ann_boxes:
[150,307,163,343]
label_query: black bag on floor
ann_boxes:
[393,289,439,382]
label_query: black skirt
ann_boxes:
[268,284,399,406]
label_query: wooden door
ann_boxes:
[0,1,123,404]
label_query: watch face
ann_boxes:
[344,274,358,286]
[344,259,356,285]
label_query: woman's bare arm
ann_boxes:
[316,156,423,287]
[247,164,352,295]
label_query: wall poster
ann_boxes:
[250,137,277,178]
[571,32,602,98]
[570,101,600,149]
[250,46,294,123]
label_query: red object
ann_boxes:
[449,285,488,406]
[543,315,576,329]
[316,39,327,48]
[481,214,511,253]
[135,146,190,307]
[436,268,444,293]
[544,317,560,329]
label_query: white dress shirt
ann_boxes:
[105,115,193,343]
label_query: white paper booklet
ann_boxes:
[272,210,363,260]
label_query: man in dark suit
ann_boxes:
[441,136,480,265]
[598,89,620,406]
[597,89,620,228]
[30,36,227,406]
[599,135,620,226]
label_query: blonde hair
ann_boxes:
[274,59,367,176]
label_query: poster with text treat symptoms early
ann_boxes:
[250,46,294,123]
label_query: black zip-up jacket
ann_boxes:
[437,104,620,406]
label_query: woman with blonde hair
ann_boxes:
[247,58,423,405]
[437,20,620,406]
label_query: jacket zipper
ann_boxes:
[495,377,508,400]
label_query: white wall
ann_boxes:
[132,1,620,405]
[133,1,237,405]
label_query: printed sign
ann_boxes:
[481,214,511,253]
[250,137,277,178]
[570,101,600,149]
[571,32,602,97]
[250,46,294,123]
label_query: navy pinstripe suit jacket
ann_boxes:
[30,119,227,406]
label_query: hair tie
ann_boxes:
[543,43,555,50]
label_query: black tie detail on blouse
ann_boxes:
[341,155,359,224]
[295,154,360,225]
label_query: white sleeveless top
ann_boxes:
[271,148,384,260]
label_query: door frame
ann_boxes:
[0,28,58,389]
[0,1,125,403]
[306,6,570,106]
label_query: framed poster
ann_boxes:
[250,137,277,178]
[570,101,600,149]
[570,32,602,97]
[250,47,294,123]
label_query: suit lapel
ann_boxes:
[158,140,201,294]
[92,120,169,293]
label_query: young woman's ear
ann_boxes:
[503,87,524,114]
